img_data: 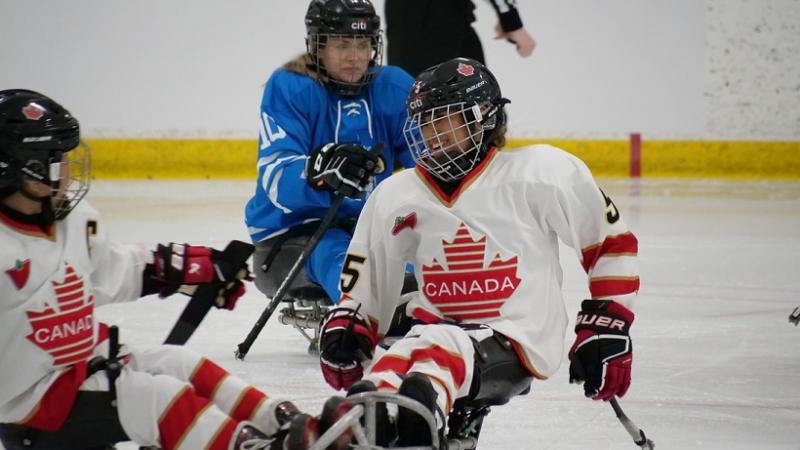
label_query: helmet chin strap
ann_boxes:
[40,196,56,224]
[17,177,58,224]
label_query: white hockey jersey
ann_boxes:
[338,145,639,379]
[0,201,148,428]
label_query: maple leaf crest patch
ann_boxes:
[456,62,475,77]
[392,212,417,235]
[22,103,45,120]
[6,259,31,290]
[25,263,95,367]
[421,222,521,321]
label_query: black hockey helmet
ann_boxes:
[305,0,383,96]
[0,89,89,220]
[403,58,510,182]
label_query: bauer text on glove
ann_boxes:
[568,299,634,401]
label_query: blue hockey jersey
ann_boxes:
[245,65,414,243]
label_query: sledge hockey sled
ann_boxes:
[0,392,157,450]
[277,273,419,355]
[278,284,333,354]
[311,391,483,450]
[312,335,534,450]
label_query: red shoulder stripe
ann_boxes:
[581,232,638,273]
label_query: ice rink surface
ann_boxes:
[88,178,800,450]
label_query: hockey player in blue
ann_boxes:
[245,0,415,305]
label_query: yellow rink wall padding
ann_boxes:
[88,139,257,179]
[85,138,800,180]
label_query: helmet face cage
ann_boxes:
[402,58,508,182]
[307,32,383,96]
[51,141,90,220]
[404,102,487,182]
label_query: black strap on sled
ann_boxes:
[87,325,122,402]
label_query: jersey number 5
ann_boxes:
[86,220,98,255]
[600,189,620,224]
[340,254,366,294]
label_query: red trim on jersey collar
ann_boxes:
[0,208,55,240]
[415,147,498,208]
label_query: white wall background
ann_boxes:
[0,0,797,140]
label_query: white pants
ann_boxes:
[365,324,491,415]
[81,344,279,450]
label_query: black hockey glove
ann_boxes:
[150,243,252,310]
[306,143,381,198]
[568,299,634,401]
[319,307,378,390]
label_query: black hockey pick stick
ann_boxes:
[610,397,655,449]
[235,193,345,360]
[235,142,384,360]
[164,240,255,345]
[789,306,800,326]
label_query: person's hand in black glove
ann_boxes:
[306,142,383,198]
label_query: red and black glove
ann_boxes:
[568,299,634,401]
[318,306,378,391]
[151,243,251,310]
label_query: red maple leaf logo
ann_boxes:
[22,104,45,120]
[456,63,475,77]
[421,223,520,321]
[392,212,417,235]
[6,259,31,290]
[25,264,95,367]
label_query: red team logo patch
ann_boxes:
[392,212,417,235]
[6,259,31,290]
[456,63,475,77]
[22,104,45,120]
[25,264,95,366]
[421,223,521,320]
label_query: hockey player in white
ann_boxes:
[0,90,345,450]
[308,58,640,446]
